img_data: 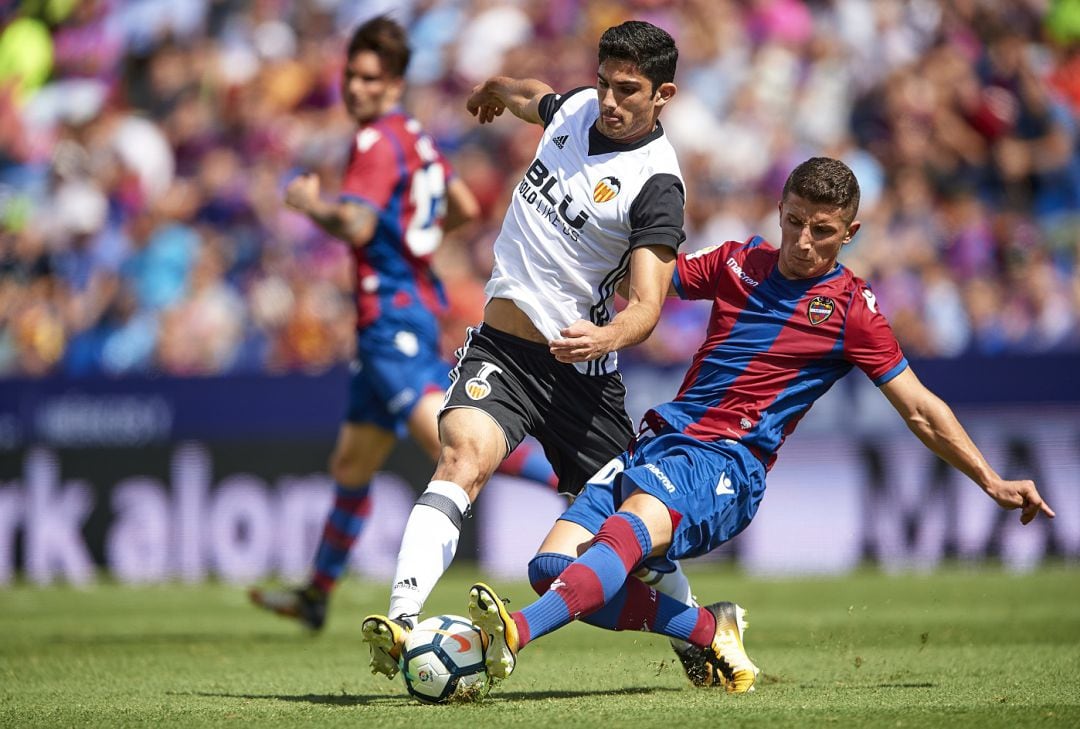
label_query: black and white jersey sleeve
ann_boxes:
[628,173,686,251]
[538,87,592,127]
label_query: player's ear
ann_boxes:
[843,220,861,244]
[654,82,676,107]
[387,75,406,99]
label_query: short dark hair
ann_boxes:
[598,21,678,92]
[782,157,861,222]
[347,15,410,78]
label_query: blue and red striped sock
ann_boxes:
[586,578,716,645]
[513,512,650,647]
[514,519,717,648]
[498,442,558,489]
[311,483,371,594]
[527,552,574,594]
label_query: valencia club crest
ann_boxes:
[593,176,621,203]
[807,296,835,326]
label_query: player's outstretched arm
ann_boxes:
[550,244,675,363]
[284,172,377,248]
[879,367,1055,524]
[466,76,555,126]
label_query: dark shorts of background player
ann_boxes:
[441,324,634,496]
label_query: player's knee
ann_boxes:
[528,552,573,595]
[329,450,373,487]
[595,512,652,561]
[432,443,497,498]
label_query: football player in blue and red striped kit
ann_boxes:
[468,157,1055,693]
[249,15,556,630]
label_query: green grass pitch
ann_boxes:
[2,565,1078,728]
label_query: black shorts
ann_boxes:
[442,324,634,496]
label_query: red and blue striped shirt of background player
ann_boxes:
[339,110,454,331]
[647,235,909,470]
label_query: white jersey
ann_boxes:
[485,87,686,375]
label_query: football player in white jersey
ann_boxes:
[363,20,709,686]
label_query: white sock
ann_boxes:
[638,560,697,648]
[387,480,471,625]
[641,560,697,606]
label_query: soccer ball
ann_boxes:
[400,615,489,704]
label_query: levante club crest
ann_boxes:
[593,176,621,203]
[807,296,835,325]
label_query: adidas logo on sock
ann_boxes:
[394,577,419,590]
[552,134,568,149]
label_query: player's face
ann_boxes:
[342,50,404,125]
[594,58,675,143]
[776,194,860,279]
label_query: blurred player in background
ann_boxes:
[248,15,557,630]
[362,19,711,684]
[466,157,1056,693]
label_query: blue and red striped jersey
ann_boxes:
[648,236,908,470]
[339,111,453,330]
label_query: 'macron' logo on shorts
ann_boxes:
[807,296,835,326]
[644,463,676,493]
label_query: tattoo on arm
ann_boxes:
[308,200,378,248]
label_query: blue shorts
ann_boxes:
[346,324,450,437]
[561,430,767,570]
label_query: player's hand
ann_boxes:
[984,477,1055,524]
[549,320,616,364]
[284,173,321,213]
[466,84,506,124]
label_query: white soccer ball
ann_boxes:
[401,615,489,704]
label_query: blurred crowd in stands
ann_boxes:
[1,0,1079,378]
